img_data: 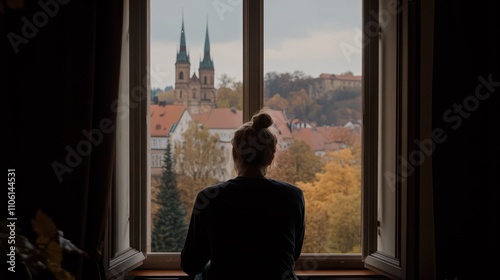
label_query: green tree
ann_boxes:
[151,139,187,252]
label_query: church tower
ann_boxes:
[174,17,190,108]
[198,20,216,114]
[173,17,216,114]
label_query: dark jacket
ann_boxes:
[181,176,305,280]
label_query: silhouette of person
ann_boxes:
[181,110,305,280]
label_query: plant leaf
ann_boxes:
[47,260,76,280]
[37,235,63,266]
[31,209,58,238]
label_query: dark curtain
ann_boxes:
[432,0,499,279]
[2,0,123,279]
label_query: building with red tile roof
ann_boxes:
[192,107,243,132]
[292,127,328,156]
[262,108,293,149]
[292,125,354,156]
[150,104,193,176]
[191,108,243,181]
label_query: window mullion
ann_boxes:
[243,0,264,121]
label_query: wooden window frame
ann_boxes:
[104,0,425,279]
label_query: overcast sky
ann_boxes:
[150,0,362,89]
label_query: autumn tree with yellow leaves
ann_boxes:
[215,74,242,110]
[267,140,322,185]
[297,147,361,253]
[264,93,289,111]
[175,122,225,221]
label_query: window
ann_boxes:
[107,0,414,279]
[264,0,363,257]
[148,0,243,257]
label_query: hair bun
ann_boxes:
[251,113,273,130]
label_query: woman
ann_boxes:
[181,110,305,280]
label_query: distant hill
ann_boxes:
[264,71,361,126]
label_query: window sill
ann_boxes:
[127,269,388,279]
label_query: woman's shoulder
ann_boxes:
[197,181,230,196]
[267,178,304,195]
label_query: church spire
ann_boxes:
[199,17,214,70]
[176,15,190,63]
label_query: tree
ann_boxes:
[267,140,322,184]
[175,122,225,219]
[151,139,187,252]
[264,93,288,111]
[297,147,361,253]
[215,74,242,109]
[286,89,318,122]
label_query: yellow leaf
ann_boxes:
[31,209,58,238]
[37,236,63,266]
[47,260,76,280]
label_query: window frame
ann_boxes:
[105,0,416,278]
[362,0,422,279]
[104,0,149,278]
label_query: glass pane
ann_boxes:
[264,0,362,254]
[377,0,397,257]
[149,0,242,252]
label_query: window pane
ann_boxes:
[149,0,242,253]
[377,0,397,257]
[264,0,363,254]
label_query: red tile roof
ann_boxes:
[292,126,346,152]
[335,74,361,81]
[319,73,361,81]
[316,126,342,142]
[320,73,333,79]
[292,127,327,152]
[262,108,292,139]
[150,105,187,137]
[192,108,243,129]
[316,125,360,148]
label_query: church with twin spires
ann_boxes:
[174,18,216,115]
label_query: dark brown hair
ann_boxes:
[231,110,278,167]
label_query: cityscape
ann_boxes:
[149,14,362,254]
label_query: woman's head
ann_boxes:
[231,110,278,172]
